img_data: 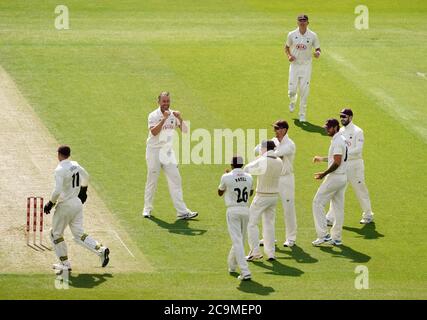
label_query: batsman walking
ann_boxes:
[44,145,110,273]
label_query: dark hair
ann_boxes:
[158,91,170,101]
[231,156,244,168]
[324,118,340,130]
[57,145,71,158]
[261,140,276,151]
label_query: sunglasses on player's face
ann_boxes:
[340,115,349,119]
[298,19,308,22]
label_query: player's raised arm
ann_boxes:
[150,110,170,136]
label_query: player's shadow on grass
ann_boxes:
[319,245,371,263]
[293,119,328,136]
[237,280,275,296]
[68,273,113,289]
[149,216,207,236]
[276,245,319,263]
[343,222,384,240]
[252,259,304,277]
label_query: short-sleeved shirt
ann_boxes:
[219,168,253,208]
[51,159,89,203]
[328,132,348,174]
[285,28,320,65]
[146,107,181,148]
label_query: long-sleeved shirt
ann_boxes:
[254,135,295,175]
[243,150,283,194]
[50,159,89,204]
[340,122,364,160]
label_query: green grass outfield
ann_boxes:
[1,0,426,299]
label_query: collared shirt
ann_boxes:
[244,150,283,194]
[328,132,348,175]
[218,168,253,208]
[285,28,320,65]
[50,159,89,203]
[146,107,181,148]
[340,122,364,160]
[272,135,295,175]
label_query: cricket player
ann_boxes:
[326,108,375,224]
[142,91,198,220]
[255,120,297,247]
[285,14,321,122]
[312,119,348,246]
[43,145,110,272]
[218,156,254,281]
[244,141,283,261]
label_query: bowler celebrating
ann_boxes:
[142,92,198,220]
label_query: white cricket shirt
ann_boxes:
[50,159,89,204]
[146,107,181,148]
[340,122,364,161]
[244,150,283,194]
[285,28,320,65]
[219,168,253,208]
[328,132,348,175]
[272,135,295,175]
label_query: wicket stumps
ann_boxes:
[26,196,44,246]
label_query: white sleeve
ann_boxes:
[50,170,64,203]
[332,142,344,156]
[253,144,261,156]
[148,113,158,129]
[79,165,90,187]
[244,157,267,176]
[313,33,320,49]
[218,175,226,191]
[285,32,292,47]
[349,130,364,155]
[274,142,294,157]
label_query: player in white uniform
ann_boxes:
[312,119,348,246]
[43,145,110,273]
[244,141,283,261]
[255,120,297,247]
[285,14,321,122]
[218,156,254,281]
[326,108,375,225]
[142,92,198,220]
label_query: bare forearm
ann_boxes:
[151,119,166,136]
[322,162,339,176]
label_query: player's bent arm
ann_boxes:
[321,155,342,177]
[150,118,167,136]
[178,119,189,134]
[275,144,294,157]
[313,156,327,163]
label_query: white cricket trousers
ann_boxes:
[326,159,373,221]
[313,174,347,241]
[144,146,189,216]
[226,207,250,277]
[51,197,102,263]
[279,174,297,241]
[288,63,312,117]
[248,194,278,258]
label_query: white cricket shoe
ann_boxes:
[329,239,343,246]
[289,102,295,113]
[246,252,263,261]
[299,114,306,122]
[238,273,252,281]
[312,234,331,246]
[100,247,110,267]
[177,211,198,220]
[283,240,295,247]
[360,217,373,224]
[259,239,277,246]
[142,209,151,218]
